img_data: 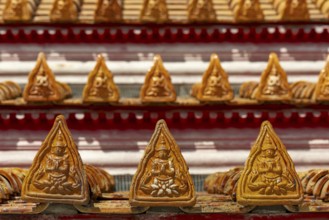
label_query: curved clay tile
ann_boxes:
[85,164,115,199]
[290,81,315,100]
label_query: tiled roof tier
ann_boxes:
[0,0,327,24]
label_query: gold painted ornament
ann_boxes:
[22,115,89,205]
[233,0,264,22]
[94,0,122,23]
[280,0,310,21]
[191,54,233,102]
[140,0,169,23]
[187,0,217,22]
[3,0,35,22]
[50,0,80,22]
[255,53,292,102]
[23,52,71,103]
[237,121,303,206]
[140,55,176,103]
[129,119,195,207]
[82,55,120,103]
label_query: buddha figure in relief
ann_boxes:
[140,55,176,103]
[3,0,34,22]
[29,66,54,98]
[129,120,195,207]
[34,130,80,195]
[262,66,288,96]
[140,135,184,197]
[237,121,303,206]
[50,0,79,22]
[140,0,169,23]
[248,134,294,195]
[187,0,217,22]
[94,0,122,22]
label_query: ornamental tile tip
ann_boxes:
[280,0,310,21]
[21,114,90,205]
[23,52,70,103]
[187,0,217,23]
[140,0,169,23]
[192,53,233,102]
[50,0,79,23]
[129,119,196,207]
[94,0,122,23]
[255,53,292,102]
[3,0,34,23]
[234,0,264,22]
[82,54,120,103]
[140,55,176,103]
[237,120,303,206]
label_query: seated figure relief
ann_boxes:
[3,0,34,22]
[29,67,54,98]
[89,71,113,98]
[50,0,79,22]
[204,70,227,96]
[237,121,303,206]
[234,0,264,22]
[191,54,233,102]
[262,66,288,96]
[280,0,309,21]
[188,0,217,22]
[129,119,195,207]
[23,52,71,102]
[94,0,122,22]
[255,53,292,102]
[140,0,169,23]
[33,130,80,195]
[140,55,176,103]
[146,69,170,97]
[248,134,295,195]
[83,55,120,103]
[21,115,89,204]
[140,135,187,197]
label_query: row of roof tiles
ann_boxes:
[0,115,327,213]
[1,52,329,106]
[1,0,328,23]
